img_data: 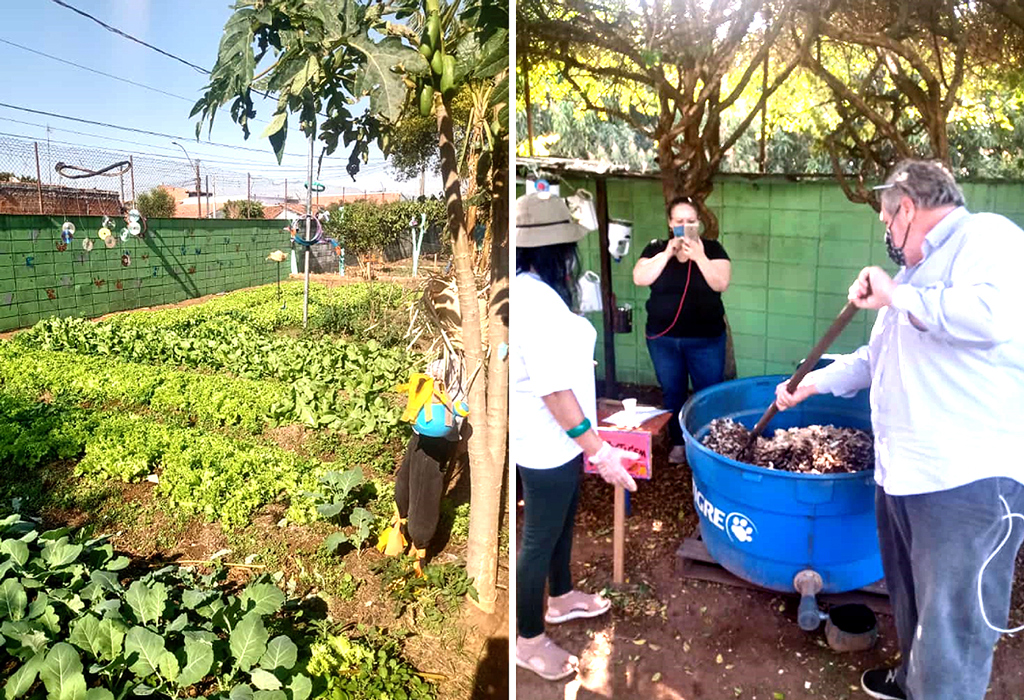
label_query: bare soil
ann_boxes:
[515,436,1024,700]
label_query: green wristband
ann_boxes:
[566,418,592,439]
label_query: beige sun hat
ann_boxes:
[515,192,589,248]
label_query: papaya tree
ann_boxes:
[190,0,508,612]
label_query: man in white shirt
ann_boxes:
[775,160,1024,700]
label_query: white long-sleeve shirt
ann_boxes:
[512,272,598,470]
[811,207,1024,495]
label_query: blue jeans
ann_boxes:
[646,333,726,445]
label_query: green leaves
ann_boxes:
[1,539,30,567]
[41,539,84,569]
[40,644,87,700]
[124,626,167,677]
[69,615,125,662]
[260,635,298,670]
[230,611,269,672]
[240,583,285,616]
[176,637,214,688]
[0,580,27,621]
[4,653,43,700]
[125,581,168,626]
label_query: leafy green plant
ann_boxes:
[370,557,478,632]
[21,311,418,440]
[0,515,310,698]
[304,469,377,554]
[305,625,437,700]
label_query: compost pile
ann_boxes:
[702,418,873,474]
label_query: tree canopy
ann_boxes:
[520,0,1024,215]
[135,187,176,219]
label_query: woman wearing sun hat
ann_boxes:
[513,191,640,681]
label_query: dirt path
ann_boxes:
[515,446,1024,700]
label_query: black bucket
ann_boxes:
[825,603,878,652]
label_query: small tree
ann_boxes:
[222,199,266,219]
[136,186,177,219]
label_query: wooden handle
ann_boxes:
[744,278,871,451]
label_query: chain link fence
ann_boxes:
[0,134,403,219]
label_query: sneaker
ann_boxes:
[861,667,906,700]
[668,445,686,464]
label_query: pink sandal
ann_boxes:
[515,634,579,681]
[545,590,612,624]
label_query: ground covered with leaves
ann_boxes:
[703,418,874,474]
[1,281,507,700]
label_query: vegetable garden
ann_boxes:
[0,280,506,700]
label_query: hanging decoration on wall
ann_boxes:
[121,252,131,267]
[25,257,34,269]
[129,221,142,237]
[115,280,123,290]
[61,221,76,237]
[56,241,67,252]
[105,235,117,249]
[82,238,94,252]
[46,289,56,300]
[2,293,12,306]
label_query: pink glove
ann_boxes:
[589,442,639,492]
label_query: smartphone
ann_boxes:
[672,225,685,238]
[683,222,701,241]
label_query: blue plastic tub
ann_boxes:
[680,375,882,594]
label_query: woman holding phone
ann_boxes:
[633,195,732,464]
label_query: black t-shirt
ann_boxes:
[640,237,730,338]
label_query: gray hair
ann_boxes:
[878,159,965,215]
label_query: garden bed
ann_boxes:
[0,281,506,700]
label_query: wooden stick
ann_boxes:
[613,486,625,584]
[744,280,871,452]
[173,560,267,570]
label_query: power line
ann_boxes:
[0,130,391,179]
[0,101,312,158]
[47,0,210,75]
[0,37,194,104]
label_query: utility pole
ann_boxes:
[34,142,43,214]
[195,160,202,219]
[206,175,211,218]
[247,173,251,219]
[129,155,136,205]
[419,168,425,197]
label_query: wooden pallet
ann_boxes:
[675,529,891,616]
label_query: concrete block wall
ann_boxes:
[0,215,289,331]
[549,175,1024,384]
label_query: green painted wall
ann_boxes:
[520,175,1024,384]
[0,216,289,331]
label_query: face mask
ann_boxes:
[884,210,912,267]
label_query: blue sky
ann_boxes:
[0,1,441,199]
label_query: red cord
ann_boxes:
[646,260,692,340]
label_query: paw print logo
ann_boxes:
[727,514,756,544]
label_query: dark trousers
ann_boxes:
[394,433,452,550]
[516,455,582,639]
[646,332,726,445]
[877,478,1024,700]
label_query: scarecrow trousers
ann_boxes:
[877,478,1024,700]
[394,433,452,550]
[516,456,582,639]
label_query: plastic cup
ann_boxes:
[622,398,638,415]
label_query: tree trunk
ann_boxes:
[482,137,509,597]
[435,96,498,613]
